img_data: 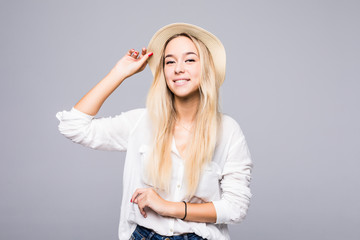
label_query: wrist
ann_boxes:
[164,201,186,219]
[109,67,128,83]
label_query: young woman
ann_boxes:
[56,23,253,240]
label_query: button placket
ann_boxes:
[178,163,184,189]
[169,218,175,236]
[172,153,185,201]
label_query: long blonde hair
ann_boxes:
[145,33,222,198]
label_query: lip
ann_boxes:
[173,78,190,86]
[173,78,190,82]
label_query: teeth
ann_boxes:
[175,80,187,83]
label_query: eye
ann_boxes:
[165,60,175,65]
[185,59,195,63]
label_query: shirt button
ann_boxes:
[177,184,181,189]
[170,228,174,233]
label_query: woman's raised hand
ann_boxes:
[112,47,153,80]
[73,48,152,116]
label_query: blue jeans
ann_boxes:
[130,224,207,240]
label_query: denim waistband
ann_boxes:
[134,224,204,240]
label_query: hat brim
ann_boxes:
[147,23,226,85]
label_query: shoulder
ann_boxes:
[219,113,248,147]
[219,113,252,162]
[104,108,148,131]
[220,113,242,133]
[118,108,147,120]
[121,107,147,115]
[118,107,151,131]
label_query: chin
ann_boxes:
[173,91,200,100]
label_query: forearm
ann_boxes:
[165,201,217,223]
[74,69,126,116]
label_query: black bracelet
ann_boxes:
[181,201,187,220]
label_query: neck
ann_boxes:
[173,95,200,124]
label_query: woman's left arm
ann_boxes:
[166,201,217,223]
[130,188,216,223]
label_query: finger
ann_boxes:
[127,49,135,56]
[134,190,145,204]
[130,190,139,203]
[141,47,147,57]
[138,203,147,218]
[132,51,139,59]
[131,188,145,203]
[135,194,147,217]
[138,52,153,66]
[134,196,139,204]
[131,192,141,203]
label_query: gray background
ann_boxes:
[1,0,359,239]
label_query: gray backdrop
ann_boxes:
[1,0,359,239]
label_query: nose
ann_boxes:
[175,61,185,74]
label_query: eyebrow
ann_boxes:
[164,52,198,59]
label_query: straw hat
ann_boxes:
[147,23,226,85]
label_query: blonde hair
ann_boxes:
[145,33,222,198]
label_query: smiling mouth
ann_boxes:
[173,78,190,83]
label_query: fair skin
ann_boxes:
[74,36,216,223]
[164,36,201,158]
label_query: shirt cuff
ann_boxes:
[55,107,94,121]
[70,107,95,119]
[212,200,229,224]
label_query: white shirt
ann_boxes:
[56,107,253,240]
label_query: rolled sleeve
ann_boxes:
[212,124,253,224]
[56,107,145,151]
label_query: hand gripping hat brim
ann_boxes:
[147,23,226,85]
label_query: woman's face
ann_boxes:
[163,36,201,100]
